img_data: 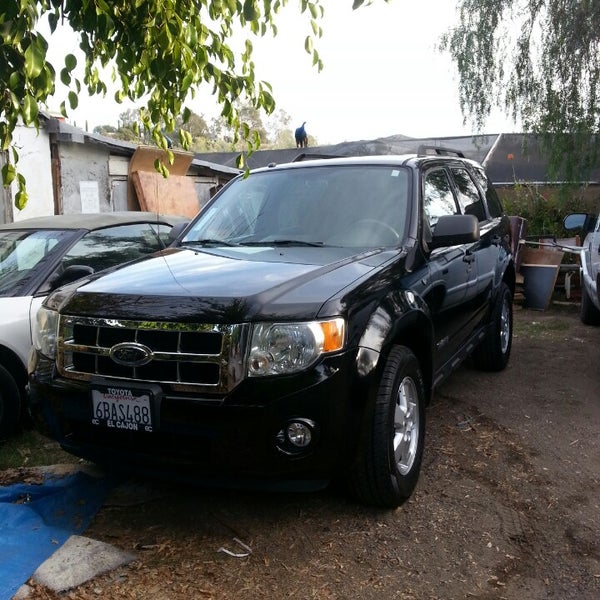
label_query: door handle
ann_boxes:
[463,252,475,264]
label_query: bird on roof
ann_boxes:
[295,122,308,148]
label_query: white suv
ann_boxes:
[564,212,600,325]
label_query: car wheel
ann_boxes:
[0,364,21,439]
[580,283,600,326]
[349,345,425,508]
[473,282,513,372]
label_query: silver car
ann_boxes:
[0,212,188,438]
[564,212,600,325]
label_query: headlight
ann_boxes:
[33,307,60,360]
[248,318,345,377]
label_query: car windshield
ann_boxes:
[181,164,411,248]
[0,229,73,296]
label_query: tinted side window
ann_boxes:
[451,167,487,222]
[424,169,458,227]
[60,223,165,273]
[473,167,503,218]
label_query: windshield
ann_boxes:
[181,164,411,248]
[0,229,72,296]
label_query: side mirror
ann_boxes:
[429,214,480,249]
[564,212,593,233]
[168,221,190,245]
[49,264,94,291]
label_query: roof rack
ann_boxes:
[292,152,341,162]
[417,145,465,158]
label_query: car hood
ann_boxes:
[57,246,399,322]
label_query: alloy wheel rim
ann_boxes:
[500,298,511,354]
[393,376,419,475]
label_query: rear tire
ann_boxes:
[580,284,600,326]
[0,365,21,439]
[473,282,513,372]
[349,346,425,508]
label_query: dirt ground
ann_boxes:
[12,302,600,600]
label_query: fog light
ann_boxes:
[275,419,318,455]
[287,421,312,447]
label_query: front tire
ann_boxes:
[473,282,513,372]
[349,346,425,508]
[0,364,21,439]
[580,283,600,326]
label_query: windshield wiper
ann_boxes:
[242,239,324,247]
[182,238,240,247]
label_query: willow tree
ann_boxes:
[442,0,600,181]
[1,0,385,209]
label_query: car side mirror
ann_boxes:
[49,264,95,291]
[429,214,480,249]
[564,212,594,233]
[168,222,190,245]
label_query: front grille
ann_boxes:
[57,316,248,394]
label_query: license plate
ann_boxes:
[91,385,154,433]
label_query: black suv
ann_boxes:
[29,151,515,507]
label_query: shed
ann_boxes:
[0,114,240,224]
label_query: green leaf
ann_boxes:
[68,91,78,109]
[7,91,20,111]
[22,95,39,123]
[243,0,258,21]
[15,184,28,211]
[48,12,59,32]
[1,163,16,187]
[33,65,55,98]
[24,37,46,80]
[9,72,21,89]
[60,68,71,86]
[154,159,170,178]
[65,54,77,70]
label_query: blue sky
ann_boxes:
[46,0,518,143]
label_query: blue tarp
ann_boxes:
[0,471,114,600]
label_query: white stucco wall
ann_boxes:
[10,124,55,220]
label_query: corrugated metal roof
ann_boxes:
[196,134,500,173]
[483,133,600,184]
[197,133,600,185]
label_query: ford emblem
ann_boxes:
[109,342,153,367]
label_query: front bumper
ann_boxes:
[29,349,368,490]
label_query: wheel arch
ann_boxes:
[0,345,28,397]
[389,312,433,404]
[355,291,434,404]
[502,259,516,297]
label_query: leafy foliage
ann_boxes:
[2,0,385,208]
[500,183,600,238]
[94,104,301,152]
[441,0,600,181]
